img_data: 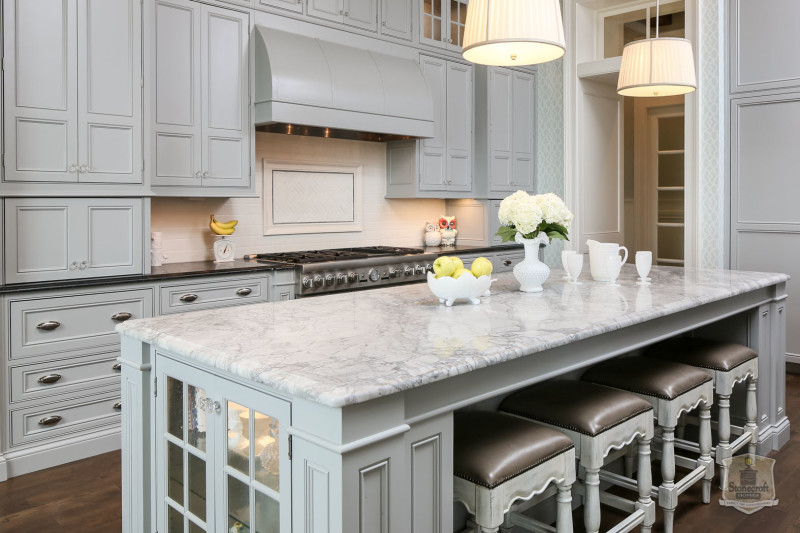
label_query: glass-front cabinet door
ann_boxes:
[156,356,291,533]
[420,0,468,51]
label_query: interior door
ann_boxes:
[512,70,536,192]
[445,61,472,191]
[3,0,78,183]
[77,0,142,184]
[489,67,513,193]
[578,79,624,252]
[200,4,250,189]
[152,0,202,187]
[419,55,447,191]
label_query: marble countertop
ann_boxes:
[117,266,789,408]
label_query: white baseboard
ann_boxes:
[4,426,121,480]
[0,452,7,482]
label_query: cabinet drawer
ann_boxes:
[9,288,153,360]
[10,352,121,404]
[10,393,121,447]
[160,277,268,314]
[495,252,525,273]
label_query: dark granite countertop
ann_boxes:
[0,259,297,295]
[0,245,522,295]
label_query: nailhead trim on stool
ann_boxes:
[452,410,576,533]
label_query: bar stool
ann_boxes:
[645,337,759,488]
[453,410,576,533]
[499,381,656,533]
[582,357,714,533]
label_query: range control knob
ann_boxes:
[313,275,324,287]
[336,274,347,285]
[368,268,380,282]
[389,268,401,278]
[324,274,334,287]
[425,264,433,273]
[404,266,414,276]
[302,277,313,288]
[415,265,425,275]
[348,272,358,283]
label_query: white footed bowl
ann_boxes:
[426,272,495,307]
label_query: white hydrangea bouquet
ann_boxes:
[496,191,573,244]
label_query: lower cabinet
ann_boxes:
[155,355,291,533]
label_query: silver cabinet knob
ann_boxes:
[69,261,79,270]
[79,260,88,269]
[111,312,133,322]
[38,374,62,384]
[448,38,453,44]
[202,171,209,178]
[79,164,89,173]
[113,402,122,410]
[180,294,198,302]
[236,288,252,296]
[195,171,201,178]
[345,11,349,16]
[36,321,61,331]
[112,363,122,371]
[503,259,513,266]
[69,164,78,173]
[38,415,62,426]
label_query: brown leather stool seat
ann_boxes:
[499,380,653,436]
[582,357,715,533]
[582,357,712,400]
[454,410,574,489]
[499,380,656,533]
[645,337,757,371]
[452,410,576,533]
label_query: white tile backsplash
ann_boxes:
[151,132,446,262]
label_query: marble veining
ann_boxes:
[116,266,789,408]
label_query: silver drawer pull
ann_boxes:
[112,363,122,371]
[236,288,252,296]
[36,321,61,331]
[38,374,62,384]
[38,415,62,426]
[113,402,122,411]
[503,260,513,266]
[111,312,133,322]
[180,294,198,302]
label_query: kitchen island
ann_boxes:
[117,266,790,533]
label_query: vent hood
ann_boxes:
[254,27,434,141]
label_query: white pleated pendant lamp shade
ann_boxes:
[617,37,697,97]
[462,0,566,66]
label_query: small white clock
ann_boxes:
[213,236,236,263]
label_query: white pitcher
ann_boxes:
[586,240,628,282]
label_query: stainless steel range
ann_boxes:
[250,246,439,297]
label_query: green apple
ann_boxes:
[433,256,456,278]
[452,267,473,279]
[451,257,464,270]
[470,257,493,277]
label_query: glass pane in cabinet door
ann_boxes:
[658,116,684,151]
[188,520,205,533]
[254,412,280,492]
[167,442,184,506]
[187,452,207,522]
[228,475,251,532]
[167,377,184,439]
[168,504,184,533]
[255,490,280,533]
[227,402,250,476]
[187,385,209,452]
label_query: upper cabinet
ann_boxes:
[380,0,412,40]
[149,0,254,196]
[420,0,468,51]
[386,55,473,198]
[308,0,378,32]
[2,0,143,189]
[475,67,536,198]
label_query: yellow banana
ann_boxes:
[209,215,235,235]
[211,215,238,229]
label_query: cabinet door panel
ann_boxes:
[381,0,411,40]
[446,62,472,191]
[489,68,513,192]
[4,200,71,283]
[308,0,342,23]
[84,199,143,276]
[419,56,447,190]
[344,0,377,31]
[512,71,535,191]
[78,0,142,184]
[513,157,534,191]
[153,0,202,187]
[4,0,78,182]
[201,6,250,188]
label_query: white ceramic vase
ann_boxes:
[513,232,550,292]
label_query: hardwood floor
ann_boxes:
[1,374,799,532]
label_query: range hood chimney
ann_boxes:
[254,27,434,142]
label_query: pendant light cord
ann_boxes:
[655,0,660,38]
